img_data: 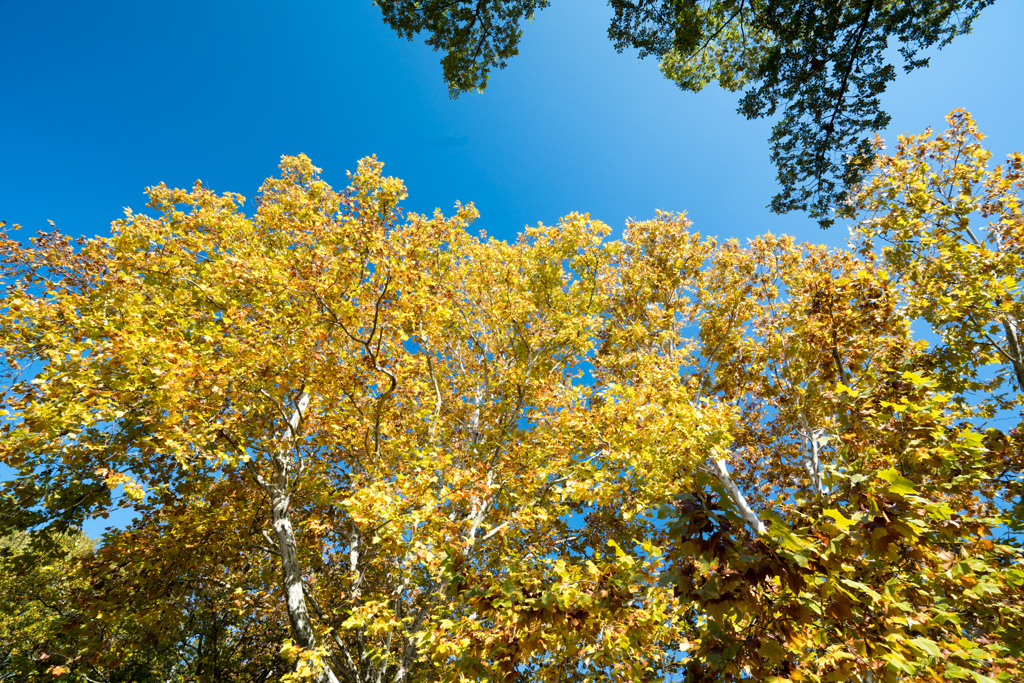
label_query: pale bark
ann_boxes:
[257,390,340,683]
[271,491,340,683]
[710,458,766,535]
[1001,316,1024,392]
[272,489,316,648]
[798,412,827,499]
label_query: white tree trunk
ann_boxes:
[710,458,766,536]
[263,390,340,683]
[798,413,827,499]
[1001,316,1024,392]
[271,486,340,683]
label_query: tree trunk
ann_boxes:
[1001,316,1024,392]
[711,458,766,535]
[272,485,341,683]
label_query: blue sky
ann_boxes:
[3,0,1022,253]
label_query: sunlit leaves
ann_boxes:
[2,139,1022,682]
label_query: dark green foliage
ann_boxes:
[376,0,994,226]
[375,0,550,96]
[732,0,994,226]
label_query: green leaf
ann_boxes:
[908,637,941,658]
[876,468,916,495]
[945,664,972,679]
[967,671,1000,683]
[822,509,856,531]
[768,517,807,553]
[839,577,882,601]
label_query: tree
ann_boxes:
[1,531,93,681]
[583,197,1022,679]
[1,524,282,682]
[848,109,1024,401]
[847,107,1024,535]
[1,140,1021,682]
[373,0,549,95]
[374,0,993,226]
[0,156,702,682]
[631,232,1023,681]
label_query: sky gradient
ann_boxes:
[3,0,1022,252]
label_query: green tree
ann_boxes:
[1,532,93,681]
[375,0,993,226]
[1,511,290,681]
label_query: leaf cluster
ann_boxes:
[1,117,1023,681]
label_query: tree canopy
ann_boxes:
[374,0,993,226]
[1,112,1022,682]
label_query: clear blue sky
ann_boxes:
[3,0,1022,252]
[2,1,1022,537]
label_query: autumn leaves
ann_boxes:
[1,115,1022,682]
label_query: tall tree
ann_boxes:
[847,107,1024,535]
[849,109,1024,401]
[0,156,703,682]
[375,0,993,226]
[1,131,1021,682]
